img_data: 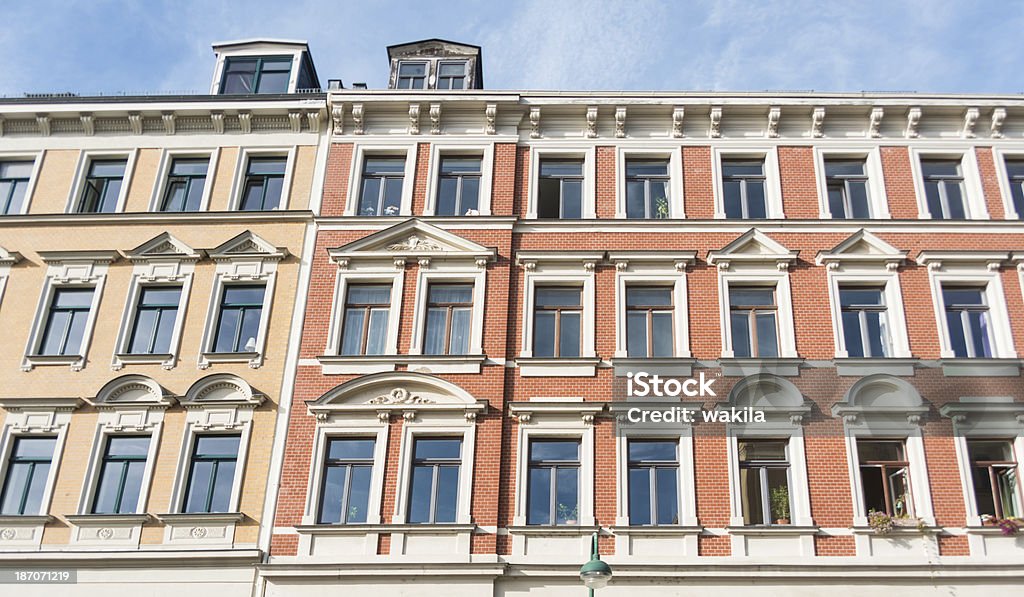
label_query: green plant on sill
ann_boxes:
[348,505,361,522]
[654,196,670,219]
[867,508,927,535]
[770,485,791,523]
[557,502,579,524]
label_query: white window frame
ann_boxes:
[210,47,305,95]
[520,270,596,359]
[409,266,486,356]
[992,147,1024,220]
[826,269,911,358]
[148,148,220,212]
[526,145,597,220]
[0,150,44,215]
[726,429,813,527]
[391,418,477,525]
[112,262,196,371]
[925,266,1016,359]
[22,255,113,371]
[0,245,18,305]
[718,271,797,358]
[304,423,390,528]
[513,422,595,527]
[845,430,935,527]
[812,146,889,219]
[423,142,495,216]
[77,429,160,517]
[953,434,1024,526]
[228,146,297,211]
[65,149,139,214]
[615,429,697,527]
[615,146,684,219]
[0,405,74,517]
[614,270,689,359]
[711,146,784,220]
[908,145,988,220]
[344,142,417,217]
[323,268,405,366]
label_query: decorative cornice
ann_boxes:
[766,106,780,138]
[529,106,541,139]
[430,103,442,135]
[811,106,825,138]
[868,107,884,138]
[672,106,685,138]
[709,106,722,138]
[614,106,627,138]
[991,107,1007,138]
[585,106,598,138]
[962,107,980,139]
[905,106,922,138]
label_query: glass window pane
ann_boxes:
[650,180,669,219]
[185,461,213,512]
[359,178,381,215]
[90,160,127,177]
[449,308,471,354]
[399,62,426,76]
[922,160,960,177]
[459,177,479,213]
[827,185,847,218]
[745,180,767,218]
[241,179,265,211]
[730,313,751,358]
[438,62,465,76]
[825,160,865,177]
[364,158,406,174]
[924,180,944,218]
[247,158,287,176]
[13,437,57,458]
[628,467,651,525]
[559,312,581,357]
[162,181,187,212]
[656,467,678,524]
[946,311,969,357]
[340,309,365,355]
[540,161,583,177]
[348,285,391,304]
[626,161,669,177]
[440,158,480,174]
[857,440,904,463]
[407,466,433,523]
[347,466,371,523]
[92,462,122,514]
[196,435,240,456]
[63,310,89,355]
[527,467,551,525]
[628,441,677,462]
[730,288,774,307]
[739,440,787,461]
[561,180,582,218]
[530,440,579,462]
[116,460,146,514]
[208,460,235,512]
[999,468,1020,517]
[555,467,579,524]
[257,70,289,94]
[40,311,70,355]
[535,288,581,307]
[327,438,375,460]
[842,311,865,357]
[0,161,34,178]
[533,311,555,357]
[723,161,764,176]
[865,311,887,357]
[740,468,765,524]
[423,308,446,355]
[723,180,742,219]
[318,466,346,523]
[626,311,648,357]
[626,180,646,219]
[537,177,561,218]
[849,181,871,218]
[652,312,674,357]
[0,464,30,514]
[840,288,883,306]
[262,176,284,210]
[968,311,992,357]
[365,309,389,355]
[944,182,966,219]
[968,440,1013,462]
[436,177,458,216]
[414,438,462,460]
[107,436,150,457]
[435,465,459,523]
[767,468,790,523]
[943,288,985,306]
[627,287,672,307]
[170,159,208,176]
[429,285,472,303]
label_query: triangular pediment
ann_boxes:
[209,231,287,261]
[126,233,202,262]
[328,219,496,263]
[816,229,907,267]
[707,229,798,268]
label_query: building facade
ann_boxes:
[3,37,1024,597]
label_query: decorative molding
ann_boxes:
[672,106,685,138]
[868,107,884,138]
[36,113,50,136]
[408,103,421,135]
[991,107,1006,138]
[80,113,94,136]
[307,110,321,133]
[331,104,344,134]
[962,107,979,138]
[614,106,627,138]
[288,110,302,133]
[905,107,921,138]
[811,106,825,138]
[709,106,722,138]
[485,103,497,135]
[529,106,541,139]
[210,111,224,134]
[352,103,365,135]
[161,112,175,135]
[0,115,5,136]
[128,112,142,135]
[386,235,443,252]
[367,388,434,405]
[430,103,442,135]
[585,106,598,138]
[767,106,781,138]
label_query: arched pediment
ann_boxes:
[182,374,264,407]
[720,374,811,423]
[832,374,928,424]
[308,372,486,420]
[94,375,174,407]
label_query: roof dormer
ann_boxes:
[386,39,483,90]
[210,39,321,95]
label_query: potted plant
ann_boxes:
[998,517,1022,536]
[770,485,791,525]
[867,510,895,535]
[654,196,670,219]
[557,502,579,525]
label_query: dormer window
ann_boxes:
[221,56,291,94]
[437,61,467,90]
[396,62,427,89]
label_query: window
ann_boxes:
[968,440,1020,519]
[183,435,239,513]
[527,439,580,525]
[537,160,583,219]
[39,287,94,356]
[221,56,292,94]
[396,62,427,89]
[738,440,791,525]
[729,287,778,358]
[340,285,391,356]
[436,157,481,216]
[839,287,889,358]
[858,440,912,517]
[0,437,56,515]
[78,159,126,213]
[943,286,992,358]
[627,440,678,526]
[92,436,149,514]
[358,157,405,216]
[240,157,286,211]
[625,160,670,219]
[922,159,968,219]
[1005,159,1024,219]
[408,438,462,524]
[317,438,374,524]
[213,285,265,353]
[0,161,33,215]
[127,286,182,354]
[626,287,673,357]
[436,61,467,90]
[423,284,472,355]
[825,159,871,219]
[533,287,582,358]
[160,158,208,212]
[722,159,767,219]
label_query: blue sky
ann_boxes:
[1,0,1022,96]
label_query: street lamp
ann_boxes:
[579,532,612,595]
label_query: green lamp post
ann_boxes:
[579,532,613,595]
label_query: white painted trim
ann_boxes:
[614,428,697,527]
[111,265,195,370]
[526,145,597,219]
[391,417,477,525]
[0,149,44,215]
[76,426,162,515]
[64,149,139,214]
[0,416,71,517]
[512,421,595,527]
[228,146,297,211]
[711,145,784,219]
[22,262,110,371]
[323,268,405,361]
[924,266,1016,359]
[519,269,596,359]
[992,146,1024,220]
[843,430,936,527]
[717,269,796,358]
[825,268,911,358]
[408,266,486,356]
[148,148,220,212]
[422,141,495,216]
[811,145,890,219]
[304,421,390,530]
[613,270,689,358]
[168,406,256,515]
[725,428,813,527]
[614,145,684,219]
[344,142,418,217]
[907,144,988,220]
[210,45,308,95]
